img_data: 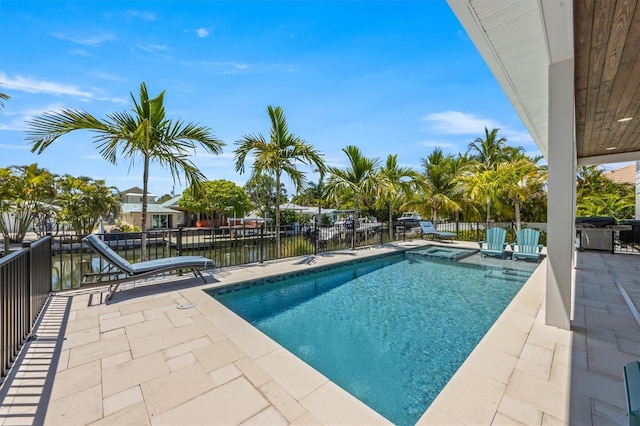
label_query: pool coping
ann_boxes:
[2,240,555,425]
[168,239,550,424]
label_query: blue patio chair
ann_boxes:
[479,227,508,259]
[419,221,456,240]
[511,228,544,262]
[81,234,214,300]
[624,361,640,426]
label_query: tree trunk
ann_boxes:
[388,203,393,240]
[432,206,438,229]
[275,171,281,258]
[140,155,150,261]
[514,198,522,231]
[485,198,491,229]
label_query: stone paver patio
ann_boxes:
[0,241,638,425]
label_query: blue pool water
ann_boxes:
[210,251,532,425]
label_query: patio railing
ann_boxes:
[51,222,391,291]
[48,220,557,292]
[0,237,52,384]
[9,219,639,294]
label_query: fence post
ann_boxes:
[351,224,355,250]
[176,226,183,256]
[3,237,9,257]
[314,222,318,255]
[456,221,459,237]
[21,241,32,340]
[259,224,264,264]
[476,222,480,241]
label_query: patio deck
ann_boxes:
[0,242,638,425]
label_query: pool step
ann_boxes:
[484,268,532,280]
[407,247,478,261]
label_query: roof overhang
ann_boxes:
[447,0,640,166]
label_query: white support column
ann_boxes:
[545,58,575,330]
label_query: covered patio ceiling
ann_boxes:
[447,0,640,166]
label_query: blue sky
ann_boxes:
[0,0,541,198]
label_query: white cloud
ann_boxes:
[136,43,169,53]
[97,96,129,105]
[268,63,300,73]
[0,102,69,131]
[0,73,93,98]
[0,143,30,149]
[323,153,348,169]
[94,72,125,82]
[499,128,535,146]
[422,111,500,135]
[52,32,115,47]
[0,120,27,131]
[183,60,251,74]
[217,152,235,160]
[125,10,157,22]
[197,28,209,38]
[81,154,104,160]
[69,49,92,57]
[417,140,460,152]
[422,110,535,147]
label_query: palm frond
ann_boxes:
[27,109,107,154]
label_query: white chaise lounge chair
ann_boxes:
[81,234,214,300]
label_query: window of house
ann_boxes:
[151,214,169,229]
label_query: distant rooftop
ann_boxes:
[120,203,178,214]
[604,163,637,185]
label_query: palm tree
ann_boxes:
[415,147,464,225]
[377,154,421,239]
[325,145,382,221]
[576,165,609,196]
[496,157,547,230]
[292,179,325,207]
[576,165,636,219]
[456,167,503,226]
[447,153,476,221]
[578,191,635,218]
[27,82,224,261]
[465,127,509,223]
[234,105,326,257]
[467,127,507,171]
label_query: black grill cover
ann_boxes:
[575,216,617,228]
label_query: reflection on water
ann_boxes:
[51,230,383,291]
[51,243,267,291]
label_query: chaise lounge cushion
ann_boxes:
[419,221,456,239]
[82,234,214,300]
[131,256,213,274]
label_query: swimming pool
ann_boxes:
[209,250,532,425]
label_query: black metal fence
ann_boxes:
[0,237,52,384]
[41,219,640,292]
[51,222,390,291]
[46,220,561,291]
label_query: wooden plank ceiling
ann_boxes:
[574,0,640,160]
